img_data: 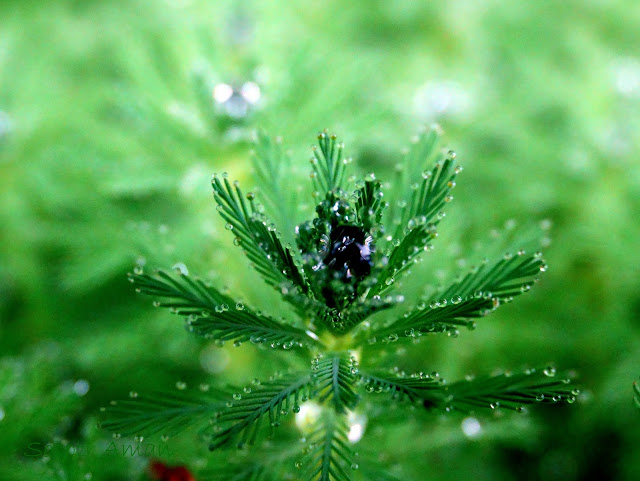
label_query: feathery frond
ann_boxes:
[359,370,444,404]
[250,131,299,237]
[303,411,354,481]
[361,368,577,413]
[372,127,459,296]
[310,131,349,194]
[387,127,441,219]
[353,179,386,234]
[312,354,359,413]
[101,389,227,438]
[369,252,545,341]
[211,173,309,296]
[441,368,579,412]
[198,460,285,481]
[209,374,314,450]
[130,269,319,349]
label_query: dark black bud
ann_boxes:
[323,225,374,280]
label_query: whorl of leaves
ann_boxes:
[130,269,318,349]
[108,129,577,481]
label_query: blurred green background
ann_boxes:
[1,0,639,480]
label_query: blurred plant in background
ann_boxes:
[1,0,639,480]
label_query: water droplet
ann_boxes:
[295,460,303,469]
[539,264,548,272]
[73,380,90,397]
[543,366,556,377]
[225,223,234,230]
[129,391,138,398]
[461,417,482,438]
[161,435,169,442]
[351,463,359,470]
[535,394,545,402]
[176,381,187,390]
[451,295,462,305]
[235,302,245,310]
[199,383,210,392]
[444,195,453,203]
[243,387,252,394]
[172,263,189,275]
[233,393,242,400]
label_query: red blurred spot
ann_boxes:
[149,460,195,481]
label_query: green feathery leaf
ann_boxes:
[359,371,444,404]
[310,130,349,194]
[442,368,579,412]
[371,129,459,297]
[388,127,442,218]
[250,131,299,238]
[369,252,545,341]
[303,411,354,481]
[353,179,386,234]
[361,368,578,413]
[312,354,359,413]
[101,388,227,438]
[130,269,319,349]
[211,173,309,297]
[356,461,405,481]
[198,461,280,481]
[209,374,314,450]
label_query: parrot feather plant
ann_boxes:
[102,128,577,481]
